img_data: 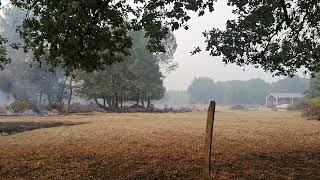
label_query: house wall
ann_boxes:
[266,96,276,108]
[266,93,303,108]
[266,97,298,108]
[278,98,294,105]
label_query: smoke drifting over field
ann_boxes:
[0,74,13,105]
[0,90,11,105]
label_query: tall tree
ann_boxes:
[306,73,320,98]
[197,0,320,76]
[76,31,172,110]
[216,80,249,105]
[12,0,178,73]
[152,32,178,72]
[0,5,27,69]
[128,32,167,106]
[271,76,310,93]
[246,79,270,104]
[76,60,132,110]
[0,1,4,58]
[187,77,216,104]
[0,45,7,69]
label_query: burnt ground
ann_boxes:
[0,121,86,135]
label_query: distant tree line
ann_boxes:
[162,76,310,105]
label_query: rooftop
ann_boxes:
[268,93,305,98]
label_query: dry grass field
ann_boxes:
[0,110,319,179]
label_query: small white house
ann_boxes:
[265,93,304,108]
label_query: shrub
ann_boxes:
[306,98,320,106]
[303,98,320,120]
[8,100,33,113]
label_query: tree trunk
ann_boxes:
[58,77,68,112]
[147,98,151,107]
[114,94,119,110]
[39,89,43,104]
[120,98,123,108]
[67,79,73,112]
[94,97,108,110]
[141,99,144,107]
[107,97,112,108]
[110,97,114,111]
[48,95,52,109]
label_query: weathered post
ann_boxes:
[203,101,216,180]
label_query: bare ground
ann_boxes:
[0,121,85,135]
[0,111,319,179]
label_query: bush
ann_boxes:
[306,98,320,106]
[303,98,320,120]
[8,100,33,113]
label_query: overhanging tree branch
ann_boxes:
[279,0,291,26]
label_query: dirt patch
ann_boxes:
[0,121,86,136]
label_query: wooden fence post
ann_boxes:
[203,101,216,180]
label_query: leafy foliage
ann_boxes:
[11,0,184,73]
[271,76,310,93]
[0,5,30,70]
[9,0,320,75]
[306,73,320,98]
[76,31,173,110]
[202,0,320,76]
[0,45,9,70]
[306,98,320,107]
[296,73,320,119]
[187,77,216,104]
[0,4,10,68]
[0,27,9,69]
[22,62,70,108]
[8,100,32,112]
[0,51,71,109]
[0,6,84,109]
[303,98,320,121]
[16,1,133,73]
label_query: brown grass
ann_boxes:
[0,111,319,179]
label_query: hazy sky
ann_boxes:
[164,1,285,90]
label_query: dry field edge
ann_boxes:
[0,111,319,179]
